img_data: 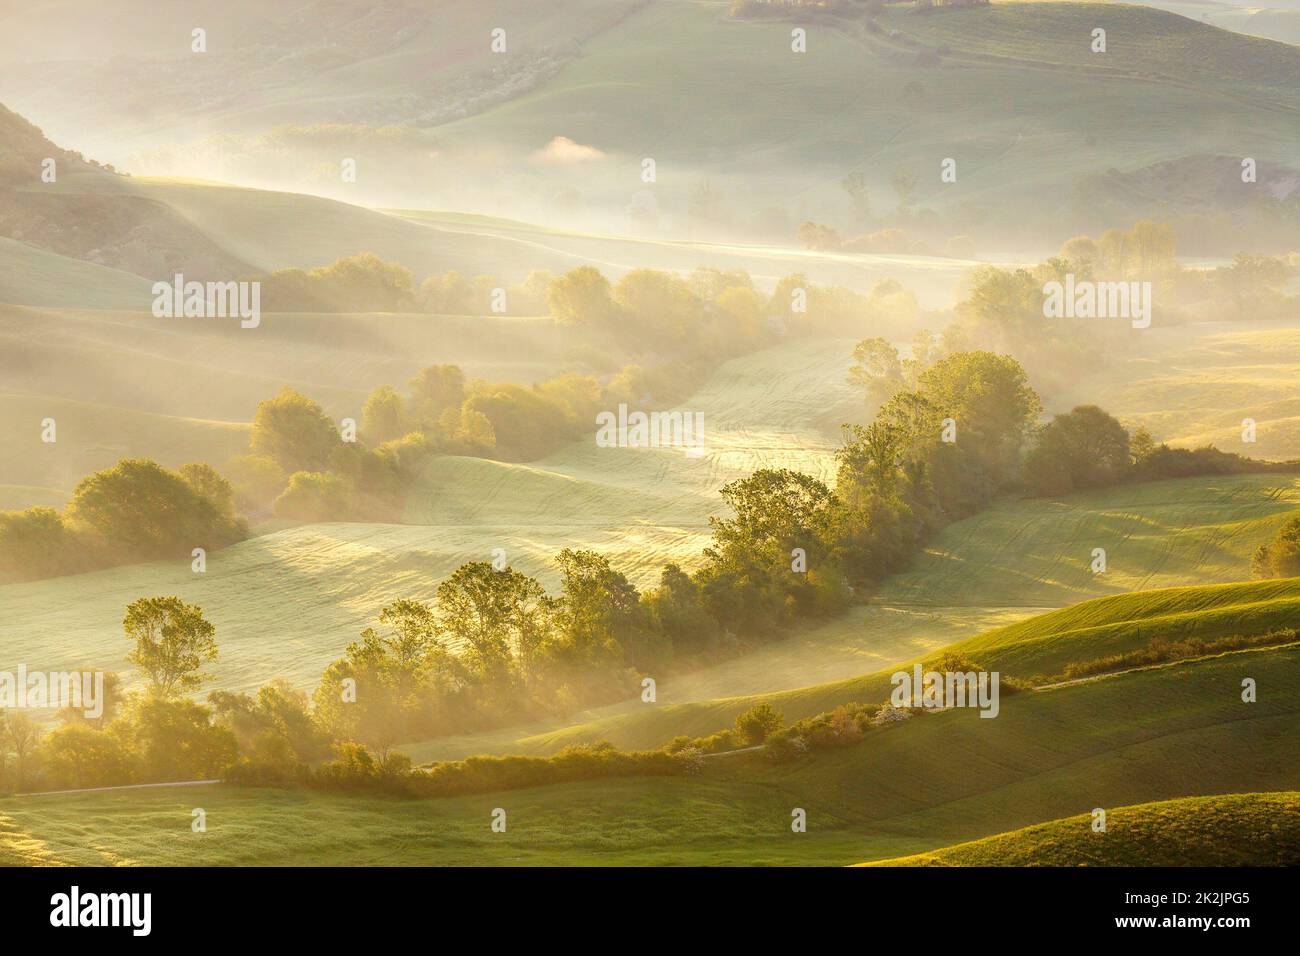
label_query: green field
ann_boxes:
[4,646,1295,865]
[865,791,1300,866]
[3,293,1295,752]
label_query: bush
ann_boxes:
[734,702,784,745]
[314,742,415,794]
[1253,516,1300,579]
[305,740,687,798]
[763,734,808,764]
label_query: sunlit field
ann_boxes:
[2,0,1299,893]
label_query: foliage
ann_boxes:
[1253,516,1300,579]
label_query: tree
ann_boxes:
[273,470,351,521]
[1252,516,1300,579]
[210,678,328,764]
[612,269,701,348]
[554,549,642,665]
[1,710,40,790]
[362,385,409,445]
[642,563,719,655]
[734,702,784,744]
[177,463,236,517]
[1129,426,1157,464]
[836,422,905,501]
[116,696,238,782]
[913,351,1041,502]
[840,170,872,226]
[435,563,549,684]
[0,506,79,582]
[1023,405,1131,496]
[699,469,846,631]
[419,270,475,314]
[547,266,618,328]
[41,723,132,789]
[314,598,461,753]
[463,383,573,461]
[709,469,841,568]
[796,220,842,251]
[249,387,340,474]
[889,168,917,207]
[65,459,245,560]
[1060,235,1099,266]
[123,597,218,696]
[407,365,466,425]
[849,337,905,406]
[714,286,769,353]
[261,252,416,312]
[58,671,123,729]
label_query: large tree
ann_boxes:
[66,459,245,560]
[1023,405,1131,496]
[434,565,545,684]
[554,549,641,665]
[123,596,218,696]
[547,265,618,328]
[249,386,340,474]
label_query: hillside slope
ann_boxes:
[3,646,1296,865]
[862,791,1300,866]
[428,1,1300,242]
[432,571,1300,759]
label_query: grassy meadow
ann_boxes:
[410,574,1300,760]
[865,792,1300,866]
[4,646,1296,865]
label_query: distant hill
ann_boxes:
[0,104,89,184]
[4,3,1299,251]
[0,103,256,283]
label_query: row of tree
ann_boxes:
[0,460,246,584]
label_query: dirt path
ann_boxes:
[12,779,221,798]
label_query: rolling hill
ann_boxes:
[426,0,1300,245]
[863,791,1300,866]
[418,572,1300,759]
[1131,0,1300,48]
[0,299,572,494]
[4,302,1293,711]
[0,337,856,693]
[0,238,153,310]
[0,0,651,160]
[3,645,1296,865]
[1056,320,1300,462]
[5,2,1298,251]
